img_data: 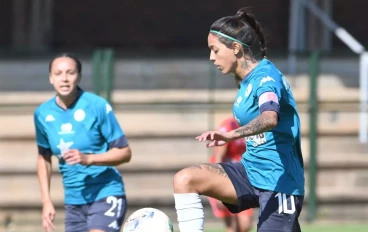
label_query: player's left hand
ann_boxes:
[196,130,233,147]
[63,149,90,165]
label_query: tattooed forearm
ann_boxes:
[190,163,229,178]
[234,112,277,138]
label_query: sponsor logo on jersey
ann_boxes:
[246,133,267,147]
[58,123,75,135]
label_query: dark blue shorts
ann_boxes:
[65,195,127,232]
[221,162,304,232]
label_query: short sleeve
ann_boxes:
[34,111,52,156]
[98,99,128,148]
[253,75,282,117]
[253,75,283,99]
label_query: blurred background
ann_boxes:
[0,0,368,231]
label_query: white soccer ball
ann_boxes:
[123,208,174,232]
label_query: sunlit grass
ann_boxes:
[204,223,368,232]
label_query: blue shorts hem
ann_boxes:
[249,182,305,196]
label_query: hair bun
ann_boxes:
[236,11,244,19]
[236,7,248,18]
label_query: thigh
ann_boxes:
[257,190,304,232]
[65,204,88,232]
[220,162,259,214]
[174,162,237,204]
[87,195,128,232]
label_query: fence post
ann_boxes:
[103,48,115,105]
[92,48,115,104]
[307,51,319,222]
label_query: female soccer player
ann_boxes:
[173,7,304,232]
[34,53,132,232]
[208,116,253,232]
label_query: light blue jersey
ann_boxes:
[233,59,304,196]
[34,90,127,205]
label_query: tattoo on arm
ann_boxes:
[190,163,229,178]
[235,113,276,138]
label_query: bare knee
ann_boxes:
[237,215,253,232]
[173,168,198,193]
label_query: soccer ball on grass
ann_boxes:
[123,207,174,232]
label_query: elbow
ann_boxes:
[119,146,132,164]
[268,117,278,129]
[263,111,278,130]
[124,150,132,163]
[37,154,52,169]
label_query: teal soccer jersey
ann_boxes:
[34,91,127,204]
[233,59,305,196]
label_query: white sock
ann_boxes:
[174,193,204,232]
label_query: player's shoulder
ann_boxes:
[34,97,56,118]
[81,91,110,106]
[81,91,103,102]
[251,59,284,86]
[80,91,113,114]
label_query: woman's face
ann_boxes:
[208,33,237,74]
[49,57,80,97]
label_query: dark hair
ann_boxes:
[210,7,266,57]
[49,52,82,74]
[210,7,267,88]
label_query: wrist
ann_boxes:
[86,154,95,166]
[229,130,240,140]
[42,198,52,205]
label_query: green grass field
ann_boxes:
[204,223,368,232]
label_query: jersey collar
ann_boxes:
[53,86,84,111]
[241,58,268,85]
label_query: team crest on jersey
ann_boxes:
[245,84,252,97]
[74,109,86,122]
[246,133,267,147]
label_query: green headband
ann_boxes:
[210,30,249,48]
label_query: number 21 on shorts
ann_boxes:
[275,193,296,214]
[105,196,123,217]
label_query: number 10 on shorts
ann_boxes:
[275,193,296,214]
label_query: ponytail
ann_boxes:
[236,8,267,58]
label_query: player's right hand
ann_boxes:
[196,130,233,147]
[42,201,56,232]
